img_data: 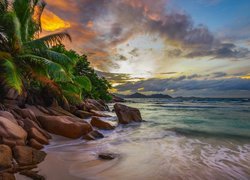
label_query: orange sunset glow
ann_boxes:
[41,9,70,31]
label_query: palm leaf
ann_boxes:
[19,54,72,82]
[45,50,74,68]
[74,76,92,92]
[1,59,22,93]
[29,32,71,48]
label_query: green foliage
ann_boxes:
[0,0,74,103]
[51,45,112,101]
[0,0,112,104]
[73,55,112,101]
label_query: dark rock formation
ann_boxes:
[37,115,92,138]
[90,116,115,130]
[0,145,12,170]
[0,117,27,146]
[114,103,142,124]
[83,130,104,140]
[13,146,46,166]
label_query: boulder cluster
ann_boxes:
[0,95,142,179]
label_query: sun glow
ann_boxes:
[41,10,70,31]
[241,74,250,79]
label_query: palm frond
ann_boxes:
[0,0,8,13]
[32,0,46,34]
[45,50,74,68]
[30,67,61,94]
[0,51,11,59]
[29,32,71,48]
[1,59,22,93]
[58,82,82,104]
[19,54,72,82]
[2,11,23,50]
[74,76,92,92]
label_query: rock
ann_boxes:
[98,153,118,160]
[69,105,78,114]
[0,117,27,146]
[5,88,18,100]
[0,103,5,111]
[90,110,111,117]
[28,139,44,150]
[21,118,51,140]
[13,108,41,126]
[0,138,16,148]
[28,128,49,145]
[20,170,45,180]
[0,173,15,180]
[0,111,17,125]
[114,103,142,124]
[74,110,93,119]
[90,116,115,130]
[37,116,92,139]
[97,100,110,111]
[3,99,18,108]
[83,130,104,140]
[83,99,108,111]
[48,106,76,117]
[0,145,12,170]
[13,146,46,166]
[110,94,126,103]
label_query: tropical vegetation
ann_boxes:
[0,0,111,104]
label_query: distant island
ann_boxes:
[117,92,172,98]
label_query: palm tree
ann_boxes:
[0,0,73,94]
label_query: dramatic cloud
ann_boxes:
[42,0,250,97]
[115,77,250,97]
[43,0,249,70]
[186,43,250,59]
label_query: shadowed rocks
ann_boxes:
[114,103,142,124]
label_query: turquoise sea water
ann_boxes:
[125,98,250,139]
[39,98,250,180]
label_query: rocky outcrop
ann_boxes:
[13,146,46,166]
[0,111,18,125]
[28,139,44,150]
[13,108,40,126]
[0,173,15,180]
[28,127,49,145]
[37,115,92,138]
[80,99,109,112]
[21,118,51,140]
[110,94,126,102]
[90,116,115,130]
[0,117,27,146]
[74,110,93,119]
[114,103,142,124]
[83,130,104,140]
[0,145,12,170]
[90,110,111,117]
[20,170,45,180]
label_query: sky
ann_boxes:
[42,0,250,97]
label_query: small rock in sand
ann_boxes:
[98,153,118,160]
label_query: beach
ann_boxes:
[16,98,250,180]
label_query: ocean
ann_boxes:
[37,98,250,180]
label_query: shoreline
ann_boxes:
[0,98,141,179]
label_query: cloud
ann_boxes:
[186,43,250,59]
[115,77,250,95]
[213,72,227,78]
[43,0,250,74]
[96,71,144,85]
[129,48,140,57]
